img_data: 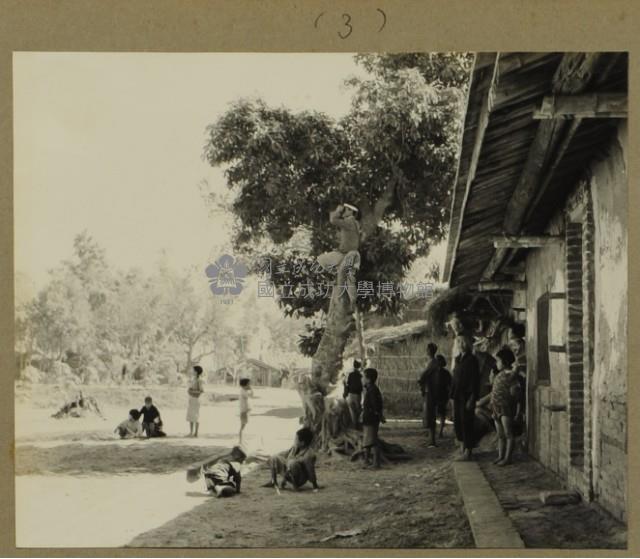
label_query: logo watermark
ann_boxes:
[205,254,247,303]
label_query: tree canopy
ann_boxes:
[203,53,472,353]
[17,232,308,383]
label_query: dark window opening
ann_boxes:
[536,293,551,384]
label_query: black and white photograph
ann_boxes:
[12,50,628,549]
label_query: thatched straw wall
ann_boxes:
[347,320,452,418]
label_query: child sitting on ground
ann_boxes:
[263,427,320,491]
[490,346,523,466]
[139,396,166,438]
[114,409,143,439]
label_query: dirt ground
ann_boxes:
[474,442,627,549]
[16,441,223,476]
[128,422,475,549]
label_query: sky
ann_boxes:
[13,52,368,300]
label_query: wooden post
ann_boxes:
[482,53,603,282]
[533,93,627,119]
[491,235,564,249]
[443,53,499,283]
[478,281,527,292]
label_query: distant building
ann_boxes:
[215,357,284,388]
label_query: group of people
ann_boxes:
[114,396,166,439]
[114,364,257,443]
[342,360,386,468]
[189,424,321,499]
[418,335,525,464]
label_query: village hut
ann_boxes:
[217,357,284,387]
[346,320,452,418]
[443,52,627,520]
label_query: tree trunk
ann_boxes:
[298,192,408,461]
[299,270,356,437]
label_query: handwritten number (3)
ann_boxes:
[338,13,353,39]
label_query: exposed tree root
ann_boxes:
[52,391,104,419]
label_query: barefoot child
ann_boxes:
[114,409,143,439]
[361,368,385,468]
[490,347,522,466]
[187,365,204,437]
[239,378,254,445]
[418,343,440,446]
[263,427,319,491]
[187,446,247,497]
[139,396,166,438]
[434,355,452,439]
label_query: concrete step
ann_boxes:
[453,461,525,548]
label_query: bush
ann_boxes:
[21,365,43,384]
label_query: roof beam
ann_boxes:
[533,93,627,119]
[443,53,499,284]
[482,53,603,281]
[491,235,563,249]
[478,281,527,292]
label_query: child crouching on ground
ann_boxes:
[202,446,246,497]
[139,396,166,438]
[114,409,142,439]
[490,346,523,466]
[263,427,319,491]
[187,446,247,497]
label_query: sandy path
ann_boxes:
[16,472,207,547]
[15,387,303,548]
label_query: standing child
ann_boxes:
[187,365,205,438]
[114,409,143,439]
[450,335,481,461]
[239,378,254,445]
[490,346,522,466]
[434,355,453,439]
[361,368,385,468]
[418,342,439,445]
[343,359,363,428]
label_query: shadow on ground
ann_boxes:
[474,442,626,549]
[127,422,474,549]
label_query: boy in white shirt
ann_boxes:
[114,409,143,439]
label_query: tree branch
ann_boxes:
[360,181,396,239]
[193,349,216,362]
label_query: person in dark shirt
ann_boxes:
[263,427,319,491]
[139,396,166,438]
[361,368,385,468]
[450,335,481,461]
[201,446,246,497]
[187,446,246,497]
[434,355,452,440]
[418,342,439,445]
[343,359,363,428]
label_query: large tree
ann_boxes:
[203,53,471,436]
